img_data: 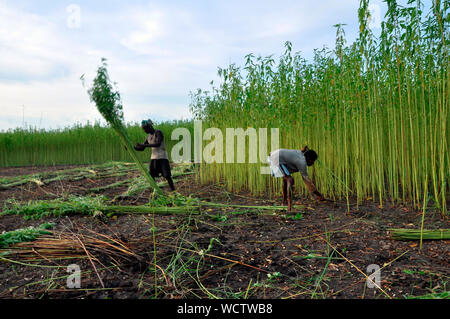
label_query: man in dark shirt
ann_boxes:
[135,119,175,191]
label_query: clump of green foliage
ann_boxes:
[0,161,138,189]
[85,58,124,130]
[150,192,200,207]
[1,195,202,220]
[0,223,54,248]
[2,196,106,220]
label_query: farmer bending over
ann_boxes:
[268,146,325,212]
[134,119,175,191]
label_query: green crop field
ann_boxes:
[0,1,447,216]
[0,120,193,167]
[0,0,448,301]
[191,0,449,216]
[0,1,448,216]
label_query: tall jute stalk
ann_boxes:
[84,58,161,297]
[190,0,448,217]
[84,58,163,197]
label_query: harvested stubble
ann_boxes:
[0,161,139,189]
[0,226,144,290]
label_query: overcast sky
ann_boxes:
[0,0,409,131]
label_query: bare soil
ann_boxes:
[0,164,448,299]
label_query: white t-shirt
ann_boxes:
[269,149,308,178]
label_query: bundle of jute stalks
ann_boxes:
[1,228,143,289]
[1,229,139,263]
[388,228,450,240]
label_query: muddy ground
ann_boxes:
[0,164,448,299]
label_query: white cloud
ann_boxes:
[126,102,192,123]
[0,79,97,123]
[120,10,167,51]
[0,3,58,79]
[0,2,108,81]
[0,0,364,131]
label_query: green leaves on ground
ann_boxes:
[150,192,200,207]
[0,223,54,248]
[1,194,201,220]
[2,196,107,220]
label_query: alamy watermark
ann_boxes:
[66,4,81,29]
[366,264,381,289]
[170,120,279,175]
[67,264,81,288]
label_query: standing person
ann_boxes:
[134,119,175,191]
[268,146,326,212]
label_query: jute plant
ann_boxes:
[83,58,163,197]
[83,58,165,297]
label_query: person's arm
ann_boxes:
[301,175,325,201]
[135,131,163,150]
[134,141,146,151]
[295,152,325,201]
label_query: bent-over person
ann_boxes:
[268,146,325,211]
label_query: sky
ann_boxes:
[0,0,406,132]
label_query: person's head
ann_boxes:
[141,119,155,134]
[304,149,318,166]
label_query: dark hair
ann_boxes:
[304,150,318,161]
[141,119,153,127]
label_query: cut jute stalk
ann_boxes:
[388,229,450,241]
[102,205,200,215]
[199,202,304,211]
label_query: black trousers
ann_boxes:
[149,159,172,179]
